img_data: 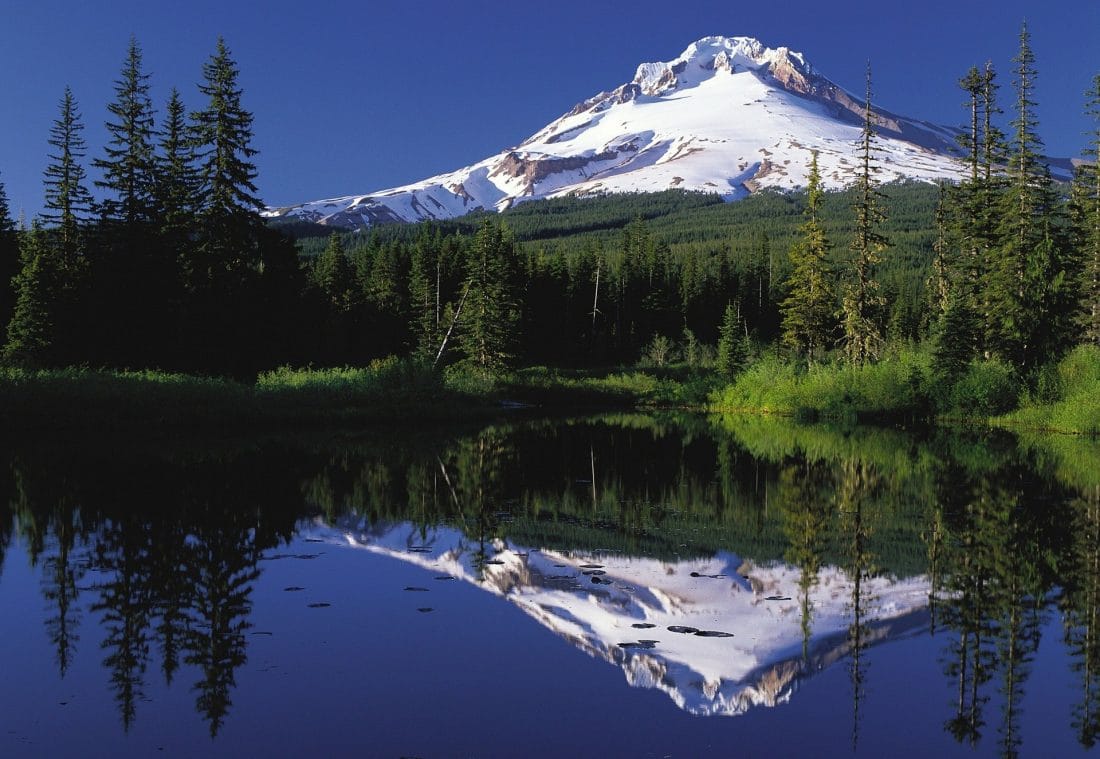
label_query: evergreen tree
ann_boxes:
[841,64,887,365]
[781,151,835,365]
[155,88,198,246]
[989,23,1077,370]
[408,231,441,359]
[1074,74,1100,346]
[459,220,518,372]
[42,87,92,263]
[3,224,58,364]
[311,233,355,312]
[93,37,156,226]
[716,302,749,379]
[0,175,18,336]
[933,290,979,381]
[189,37,263,284]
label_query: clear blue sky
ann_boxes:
[0,0,1097,219]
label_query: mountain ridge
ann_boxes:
[263,35,1040,229]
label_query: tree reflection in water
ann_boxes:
[1,417,1099,754]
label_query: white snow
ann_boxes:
[303,518,931,717]
[264,35,970,227]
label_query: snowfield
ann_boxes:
[306,517,931,717]
[264,36,984,228]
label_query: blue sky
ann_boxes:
[0,0,1096,218]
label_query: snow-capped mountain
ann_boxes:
[265,35,971,229]
[306,518,930,716]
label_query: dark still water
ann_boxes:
[1,415,1098,757]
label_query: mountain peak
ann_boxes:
[631,36,812,96]
[264,36,981,228]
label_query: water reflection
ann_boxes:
[1,417,1099,756]
[314,518,929,716]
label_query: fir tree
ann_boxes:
[42,87,92,263]
[94,37,156,226]
[408,231,441,359]
[716,302,749,379]
[933,291,979,381]
[0,175,18,335]
[841,64,887,365]
[990,23,1077,370]
[311,233,355,312]
[3,224,58,365]
[189,37,263,284]
[459,220,518,372]
[1073,74,1100,346]
[781,151,835,365]
[156,88,199,257]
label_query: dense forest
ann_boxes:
[0,27,1097,398]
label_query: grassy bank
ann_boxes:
[708,344,1100,437]
[0,358,500,432]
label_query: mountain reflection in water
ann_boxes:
[314,519,930,716]
[1,414,1099,757]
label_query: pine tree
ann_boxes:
[1073,74,1100,346]
[716,302,749,379]
[841,64,887,365]
[311,233,355,312]
[3,224,58,365]
[990,23,1077,370]
[408,231,441,359]
[781,151,835,365]
[156,88,199,258]
[93,37,156,226]
[0,175,18,336]
[933,291,979,380]
[189,37,263,284]
[459,220,518,372]
[42,87,92,263]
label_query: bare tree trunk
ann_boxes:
[433,284,470,368]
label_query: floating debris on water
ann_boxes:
[581,569,606,576]
[694,630,734,638]
[579,564,604,569]
[307,602,331,608]
[668,625,699,634]
[417,607,434,613]
[283,586,305,592]
[434,575,455,581]
[631,623,657,629]
[765,596,792,601]
[404,587,430,592]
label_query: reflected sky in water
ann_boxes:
[1,414,1098,756]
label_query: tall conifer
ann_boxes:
[190,37,263,284]
[94,37,156,225]
[0,176,17,335]
[841,64,887,365]
[781,151,834,365]
[1073,74,1100,345]
[990,23,1076,370]
[42,87,92,263]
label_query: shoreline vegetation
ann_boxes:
[1,33,1097,440]
[2,343,1097,436]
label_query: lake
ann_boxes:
[1,414,1098,757]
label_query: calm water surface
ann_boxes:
[1,414,1098,757]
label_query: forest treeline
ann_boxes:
[0,27,1097,399]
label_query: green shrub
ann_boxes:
[945,360,1020,417]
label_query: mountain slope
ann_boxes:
[265,36,971,228]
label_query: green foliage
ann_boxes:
[3,226,58,365]
[781,151,835,365]
[997,345,1100,434]
[711,348,932,421]
[716,302,749,379]
[93,37,156,224]
[458,220,519,371]
[1073,74,1100,346]
[841,66,888,366]
[42,87,92,260]
[943,359,1021,417]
